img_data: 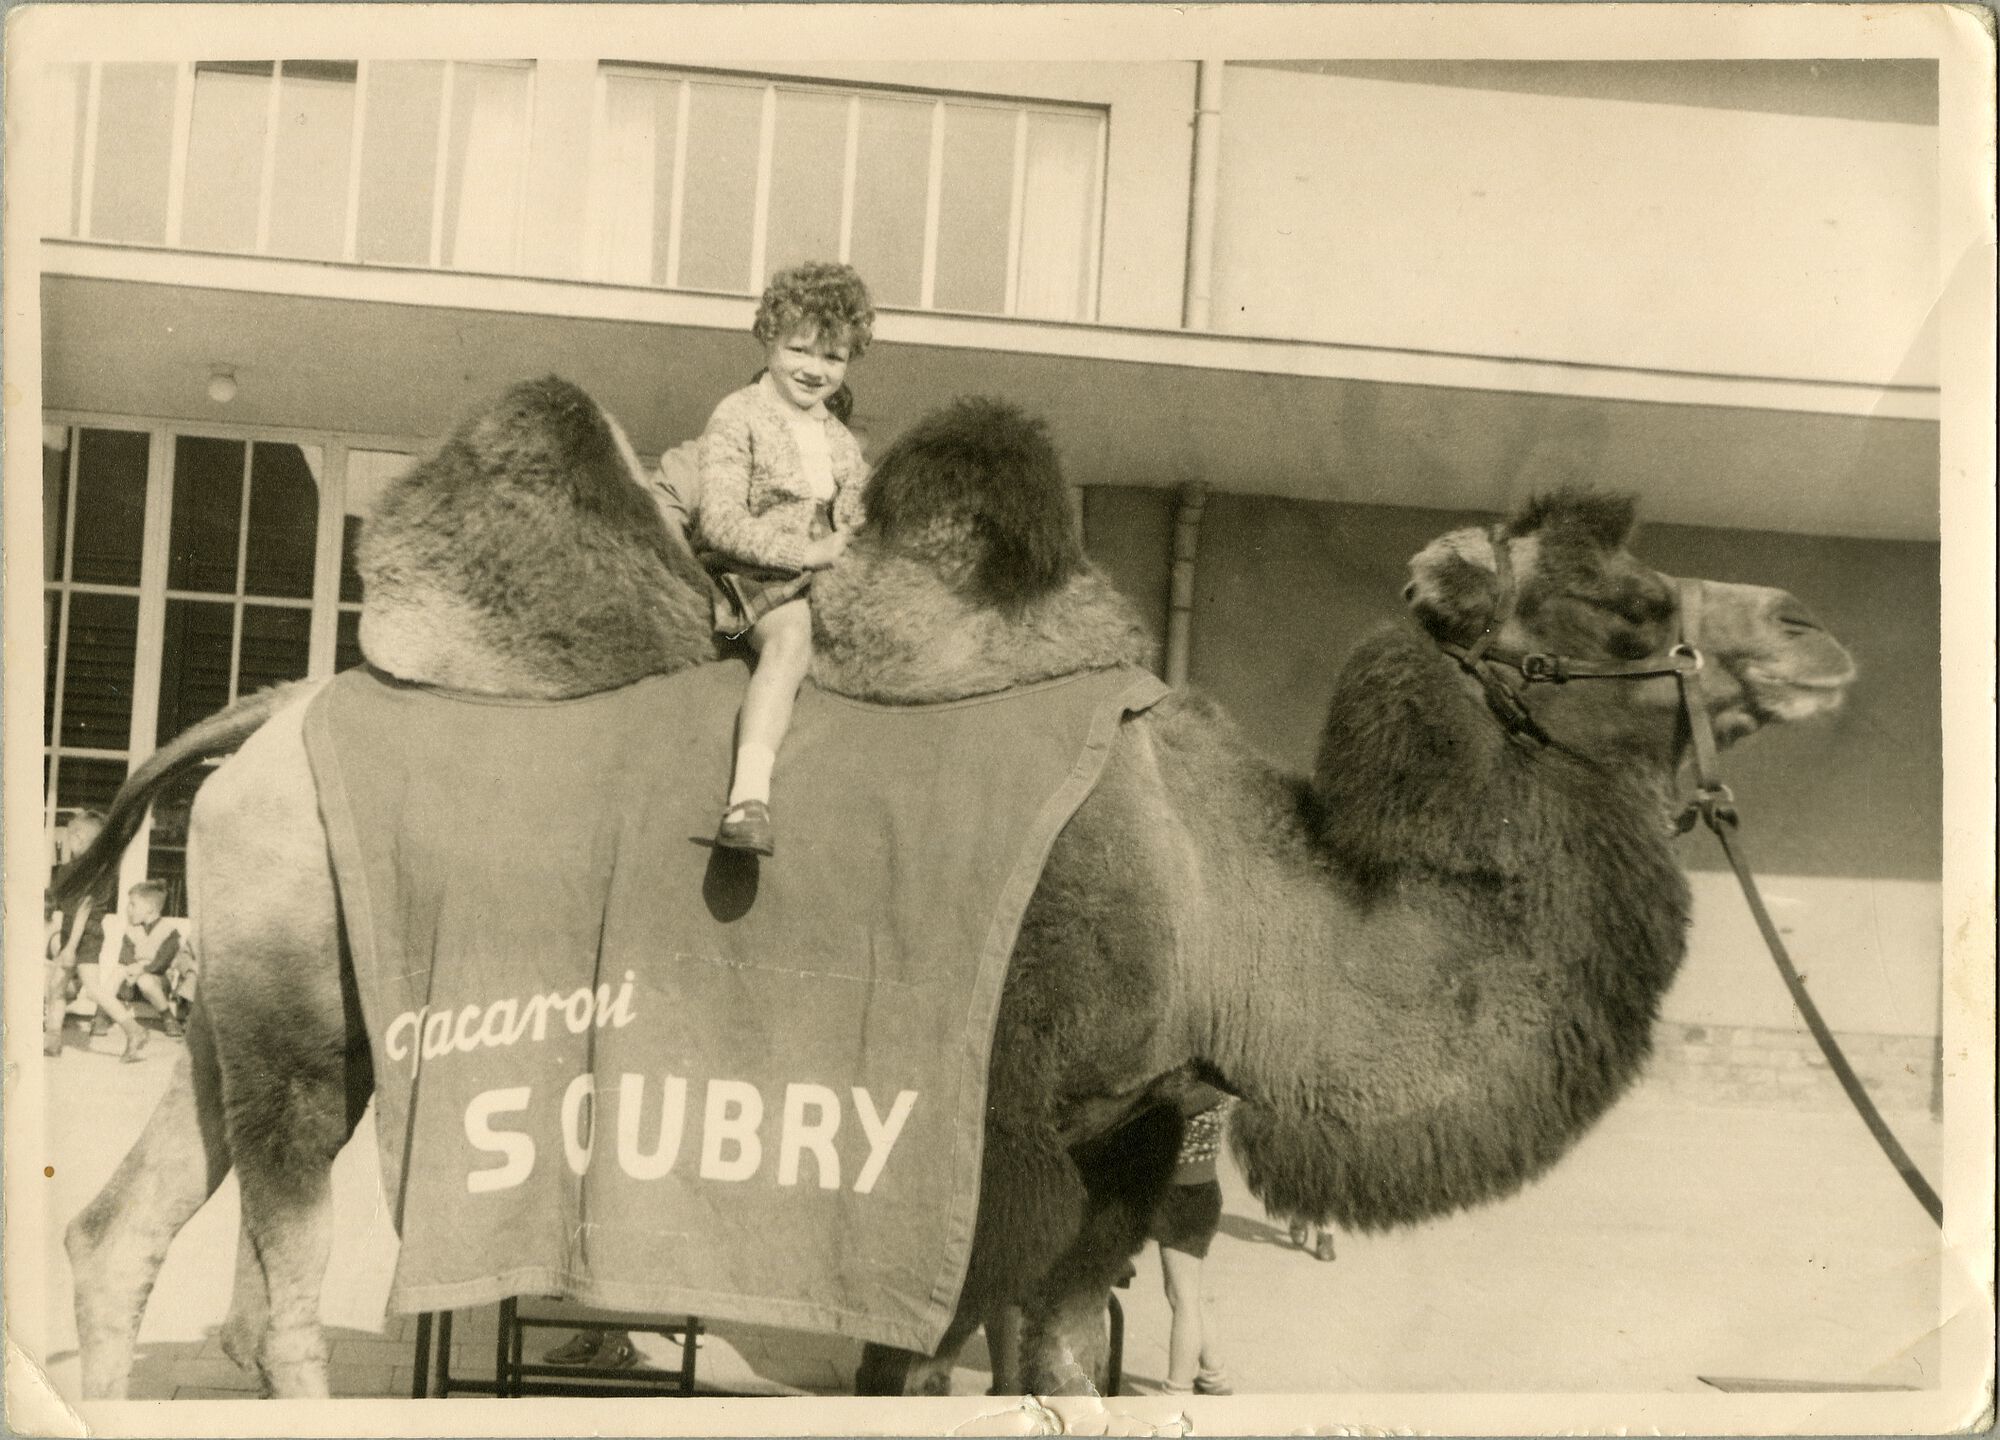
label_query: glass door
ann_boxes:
[144,436,323,905]
[43,426,149,864]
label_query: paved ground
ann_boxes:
[26,1019,1944,1404]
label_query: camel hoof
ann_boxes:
[219,1322,259,1372]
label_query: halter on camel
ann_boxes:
[1440,526,1944,1230]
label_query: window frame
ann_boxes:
[41,406,426,898]
[59,58,538,274]
[588,63,1108,321]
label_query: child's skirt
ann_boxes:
[699,503,833,641]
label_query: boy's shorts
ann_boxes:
[1151,1178,1224,1259]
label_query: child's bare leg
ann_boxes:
[719,600,812,852]
[79,964,147,1056]
[133,972,174,1015]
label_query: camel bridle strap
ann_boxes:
[1437,530,1945,1230]
[1438,526,1703,745]
[1668,585,1944,1229]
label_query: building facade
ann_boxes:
[31,53,1943,1100]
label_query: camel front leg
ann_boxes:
[67,1007,233,1398]
[854,1306,989,1397]
[1016,1111,1175,1396]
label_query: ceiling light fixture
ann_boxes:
[207,365,238,404]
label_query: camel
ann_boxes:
[58,379,1857,1401]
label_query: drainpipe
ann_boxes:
[1163,482,1207,687]
[1165,62,1220,684]
[1181,61,1224,331]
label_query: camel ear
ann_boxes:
[1404,528,1499,644]
[1508,487,1637,550]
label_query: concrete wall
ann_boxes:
[1081,486,1943,1045]
[1210,63,1938,387]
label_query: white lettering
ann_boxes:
[852,1088,919,1194]
[777,1083,842,1189]
[606,971,638,1029]
[464,1087,535,1193]
[699,1079,763,1181]
[561,1074,595,1176]
[476,998,518,1049]
[386,981,644,1072]
[616,1073,688,1180]
[421,1010,454,1060]
[385,1009,423,1076]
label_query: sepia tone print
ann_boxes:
[4,6,1991,1437]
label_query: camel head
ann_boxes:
[858,397,1086,612]
[356,376,716,699]
[1403,487,1856,763]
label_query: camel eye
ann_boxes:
[1582,594,1650,628]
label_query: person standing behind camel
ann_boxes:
[1152,1087,1235,1397]
[693,261,873,856]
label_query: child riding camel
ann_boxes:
[693,261,873,856]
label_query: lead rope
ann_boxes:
[1672,580,1944,1229]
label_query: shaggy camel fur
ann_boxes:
[356,375,717,695]
[61,382,1856,1401]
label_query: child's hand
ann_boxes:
[803,528,852,570]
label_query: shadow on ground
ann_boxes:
[1216,1214,1299,1248]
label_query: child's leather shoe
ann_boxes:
[716,800,775,856]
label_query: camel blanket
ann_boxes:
[302,660,1167,1352]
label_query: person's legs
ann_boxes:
[44,961,71,1055]
[1194,1284,1227,1383]
[1158,1245,1203,1391]
[733,599,812,800]
[133,973,179,1034]
[77,963,146,1058]
[719,599,813,852]
[545,1329,636,1367]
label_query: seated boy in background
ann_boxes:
[109,880,185,1038]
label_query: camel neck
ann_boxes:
[1209,622,1691,1233]
[1308,625,1676,889]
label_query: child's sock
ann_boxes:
[728,743,777,808]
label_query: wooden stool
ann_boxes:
[412,1300,702,1397]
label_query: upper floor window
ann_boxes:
[587,67,1105,322]
[43,59,534,272]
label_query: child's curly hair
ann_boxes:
[753,261,875,357]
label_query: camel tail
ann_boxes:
[52,681,319,909]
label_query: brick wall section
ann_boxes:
[1646,1024,1941,1114]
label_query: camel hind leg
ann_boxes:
[66,1004,232,1399]
[192,690,369,1397]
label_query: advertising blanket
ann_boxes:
[302,660,1167,1352]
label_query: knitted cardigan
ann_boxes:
[694,379,868,572]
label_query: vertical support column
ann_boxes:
[1181,61,1224,332]
[121,424,174,900]
[1163,481,1207,688]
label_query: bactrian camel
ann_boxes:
[58,378,1856,1399]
